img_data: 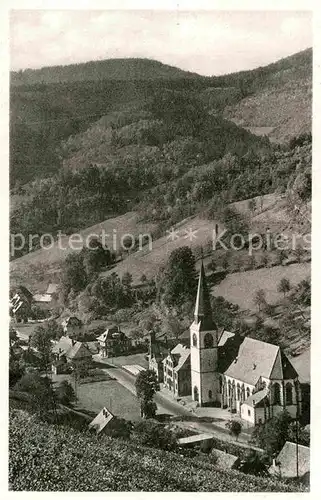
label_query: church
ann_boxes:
[149,262,301,426]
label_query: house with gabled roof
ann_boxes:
[160,261,302,426]
[97,326,131,358]
[52,336,92,373]
[162,343,191,397]
[61,316,84,338]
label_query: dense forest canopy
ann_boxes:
[10,50,312,259]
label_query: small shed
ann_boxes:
[269,441,310,479]
[178,433,213,447]
[88,407,114,434]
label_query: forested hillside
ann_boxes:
[10,49,312,261]
[10,49,312,187]
[223,48,312,142]
[11,58,199,86]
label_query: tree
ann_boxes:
[291,278,310,307]
[72,359,91,380]
[135,369,159,418]
[248,198,257,218]
[30,326,52,371]
[253,289,267,312]
[9,356,25,387]
[277,278,291,297]
[42,319,64,340]
[55,380,77,406]
[260,253,269,268]
[133,420,177,451]
[225,420,242,441]
[252,410,292,457]
[162,246,197,307]
[61,252,88,297]
[293,245,305,263]
[239,450,268,476]
[14,373,56,417]
[9,327,18,354]
[140,274,147,283]
[207,259,217,272]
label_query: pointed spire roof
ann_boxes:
[194,260,216,331]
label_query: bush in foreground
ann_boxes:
[9,410,306,492]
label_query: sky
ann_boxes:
[10,10,312,76]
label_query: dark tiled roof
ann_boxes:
[194,262,217,331]
[281,352,298,380]
[52,336,92,359]
[218,329,235,346]
[98,327,128,342]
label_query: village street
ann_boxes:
[98,362,262,452]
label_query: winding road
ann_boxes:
[98,362,262,451]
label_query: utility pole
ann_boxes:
[295,380,300,479]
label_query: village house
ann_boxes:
[52,336,92,373]
[33,283,59,310]
[61,316,84,338]
[151,261,302,427]
[97,326,131,358]
[162,344,191,397]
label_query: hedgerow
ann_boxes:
[9,410,306,492]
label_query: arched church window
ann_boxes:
[193,386,199,402]
[237,383,240,400]
[246,387,250,399]
[273,383,281,405]
[286,383,293,405]
[192,334,197,347]
[204,333,213,348]
[208,390,213,399]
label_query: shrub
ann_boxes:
[225,420,242,441]
[132,420,177,451]
[55,380,76,406]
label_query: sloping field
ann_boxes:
[76,379,141,421]
[10,409,305,491]
[225,79,311,143]
[100,215,223,284]
[11,192,309,291]
[212,262,310,311]
[10,212,156,291]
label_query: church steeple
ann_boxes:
[194,260,216,331]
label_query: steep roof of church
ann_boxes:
[224,337,279,385]
[194,261,217,331]
[281,352,298,380]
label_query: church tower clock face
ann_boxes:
[190,261,220,405]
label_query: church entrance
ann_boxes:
[193,386,199,402]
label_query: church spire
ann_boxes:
[194,260,216,331]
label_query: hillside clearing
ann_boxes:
[10,211,156,291]
[212,262,310,311]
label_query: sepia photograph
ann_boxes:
[8,5,312,493]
